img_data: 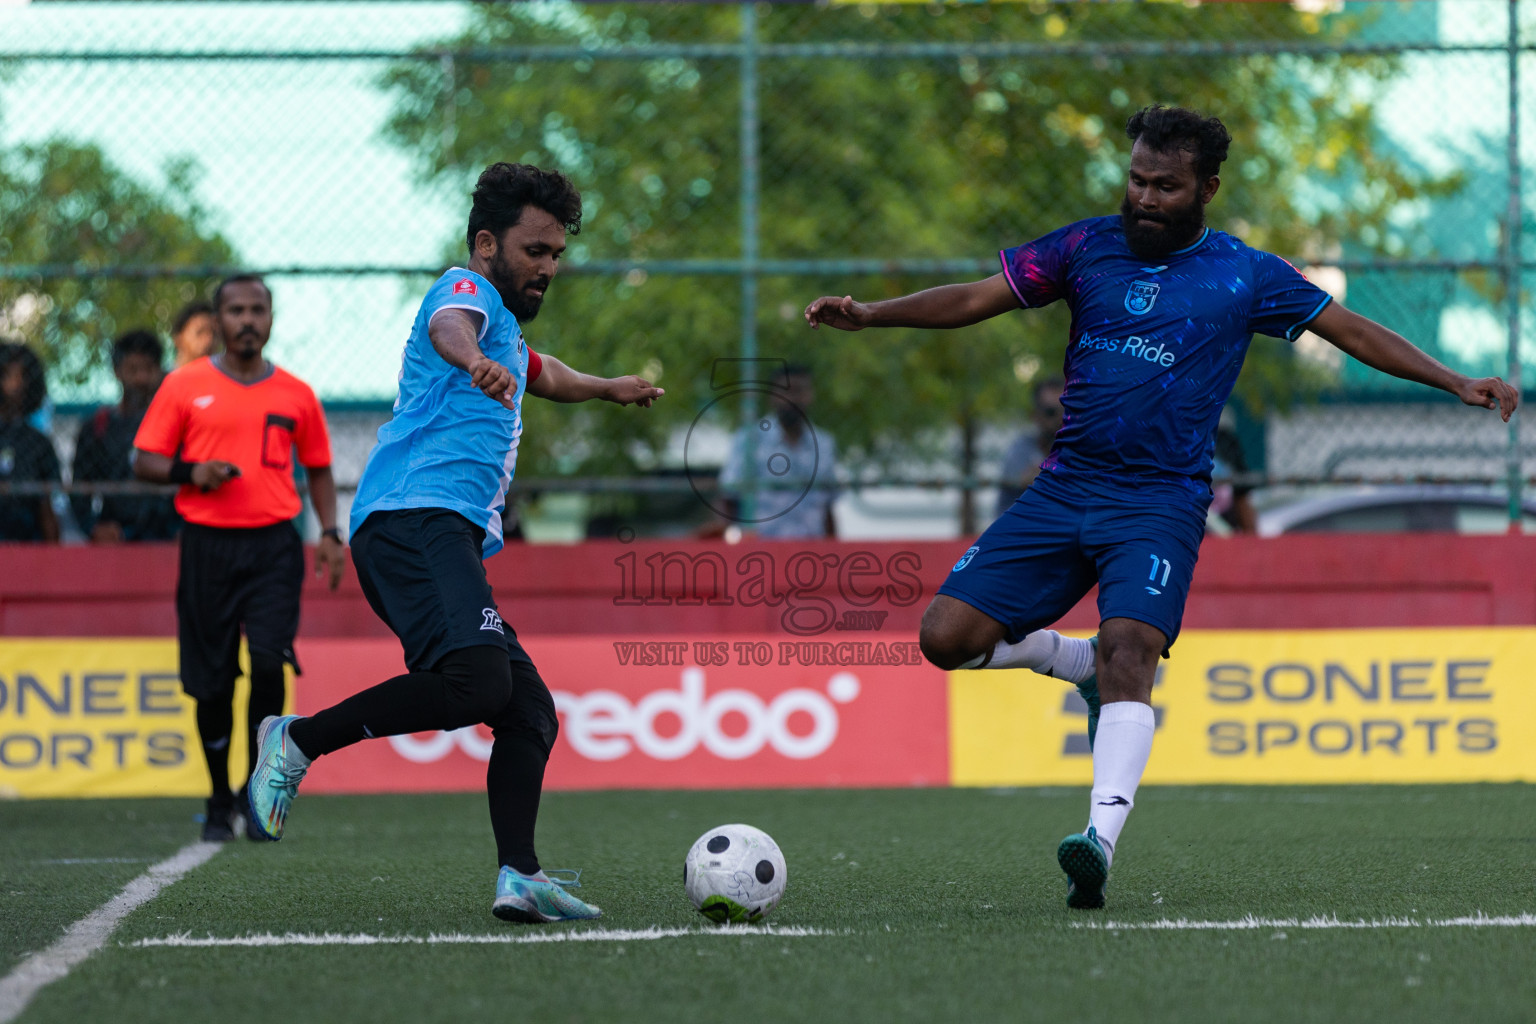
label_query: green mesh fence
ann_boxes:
[0,1,1532,539]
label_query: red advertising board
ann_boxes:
[295,635,947,793]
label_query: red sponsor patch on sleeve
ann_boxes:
[452,279,478,295]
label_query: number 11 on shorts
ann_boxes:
[1147,553,1171,594]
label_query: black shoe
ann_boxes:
[201,796,236,842]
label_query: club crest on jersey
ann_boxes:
[480,607,504,634]
[453,279,478,295]
[1125,280,1160,315]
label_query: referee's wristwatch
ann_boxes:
[321,527,343,543]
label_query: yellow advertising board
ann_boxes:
[951,628,1536,786]
[0,639,261,798]
[6,629,1534,796]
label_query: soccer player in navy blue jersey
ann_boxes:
[805,105,1518,909]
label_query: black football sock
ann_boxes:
[485,647,560,876]
[287,645,512,759]
[194,698,234,800]
[245,651,288,783]
[487,724,548,876]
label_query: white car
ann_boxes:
[1255,486,1536,537]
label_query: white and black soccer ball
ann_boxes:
[684,823,787,924]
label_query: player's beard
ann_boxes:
[1119,194,1206,262]
[227,329,263,360]
[489,246,547,323]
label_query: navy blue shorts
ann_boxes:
[937,485,1206,647]
[351,508,510,672]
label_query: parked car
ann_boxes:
[1256,486,1536,537]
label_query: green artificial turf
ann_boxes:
[0,798,195,966]
[4,785,1534,1023]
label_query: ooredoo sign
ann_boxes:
[296,635,947,793]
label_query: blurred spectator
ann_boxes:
[994,374,1065,517]
[718,364,838,538]
[72,329,181,542]
[0,342,60,542]
[27,394,54,434]
[172,300,217,367]
[1211,407,1258,534]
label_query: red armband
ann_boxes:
[527,348,543,383]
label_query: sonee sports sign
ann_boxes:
[950,628,1536,787]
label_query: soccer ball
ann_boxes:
[684,823,787,924]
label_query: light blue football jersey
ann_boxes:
[350,267,531,557]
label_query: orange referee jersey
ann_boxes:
[134,357,332,528]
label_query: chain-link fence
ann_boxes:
[1,1,1533,540]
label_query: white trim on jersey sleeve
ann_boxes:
[427,303,491,343]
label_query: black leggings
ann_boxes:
[286,643,558,874]
[193,647,287,800]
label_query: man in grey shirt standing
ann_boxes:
[719,364,837,539]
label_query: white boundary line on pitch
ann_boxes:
[1072,913,1536,931]
[129,926,838,948]
[0,840,222,1024]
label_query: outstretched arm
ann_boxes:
[1308,302,1519,422]
[804,273,1020,332]
[526,352,664,407]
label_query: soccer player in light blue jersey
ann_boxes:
[247,163,663,923]
[805,105,1518,909]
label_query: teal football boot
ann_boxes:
[492,868,603,923]
[1077,635,1101,751]
[1056,826,1110,910]
[246,715,308,841]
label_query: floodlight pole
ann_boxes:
[1507,0,1524,529]
[739,2,761,525]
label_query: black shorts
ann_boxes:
[176,520,305,701]
[352,508,510,672]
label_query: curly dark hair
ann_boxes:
[0,341,48,416]
[466,163,582,253]
[1125,105,1232,181]
[112,328,165,370]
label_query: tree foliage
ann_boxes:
[380,1,1459,479]
[0,139,235,390]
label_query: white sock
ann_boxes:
[1086,701,1156,867]
[281,719,313,767]
[958,631,1096,683]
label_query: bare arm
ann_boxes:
[1308,302,1519,422]
[306,465,338,533]
[526,352,664,406]
[804,274,1021,332]
[132,449,240,491]
[428,308,515,407]
[305,464,345,590]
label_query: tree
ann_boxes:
[380,2,1458,526]
[0,140,235,390]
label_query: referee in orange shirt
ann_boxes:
[133,274,345,840]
